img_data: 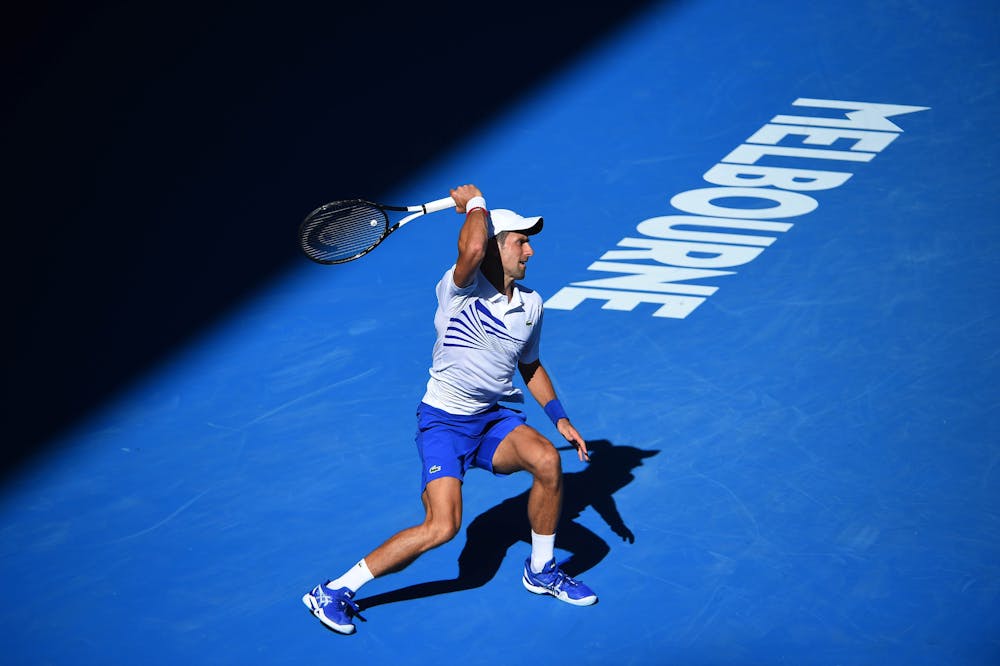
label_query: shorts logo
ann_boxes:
[429,465,442,474]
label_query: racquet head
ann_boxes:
[299,200,389,264]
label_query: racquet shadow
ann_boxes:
[356,439,658,610]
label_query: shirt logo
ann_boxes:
[429,465,442,474]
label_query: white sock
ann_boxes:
[530,531,556,573]
[328,559,374,593]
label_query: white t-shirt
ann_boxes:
[421,266,544,415]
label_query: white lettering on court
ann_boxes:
[545,98,929,319]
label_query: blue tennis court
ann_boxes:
[3,1,998,664]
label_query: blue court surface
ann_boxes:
[3,1,998,664]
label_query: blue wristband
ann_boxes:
[543,399,568,426]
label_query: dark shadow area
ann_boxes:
[357,439,658,610]
[2,0,667,480]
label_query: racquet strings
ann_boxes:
[300,201,389,263]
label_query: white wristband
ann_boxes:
[465,196,486,213]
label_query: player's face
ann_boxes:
[500,232,534,280]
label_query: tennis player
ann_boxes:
[303,184,597,634]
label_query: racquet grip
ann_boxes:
[423,196,457,214]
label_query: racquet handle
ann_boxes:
[422,196,457,214]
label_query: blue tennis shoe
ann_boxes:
[522,558,598,606]
[302,583,364,634]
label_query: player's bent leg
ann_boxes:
[364,476,463,577]
[303,477,463,634]
[492,425,563,534]
[491,425,598,607]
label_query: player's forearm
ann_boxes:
[520,360,558,408]
[521,362,588,459]
[457,208,488,264]
[451,185,488,286]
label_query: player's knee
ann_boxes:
[425,517,461,547]
[533,443,563,485]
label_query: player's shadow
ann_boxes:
[357,439,658,610]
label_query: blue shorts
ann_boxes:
[415,402,527,492]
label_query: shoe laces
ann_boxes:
[341,593,363,618]
[553,568,579,589]
[542,564,579,590]
[317,586,364,619]
[331,592,368,622]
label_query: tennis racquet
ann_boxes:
[299,195,456,264]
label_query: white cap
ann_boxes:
[488,208,544,237]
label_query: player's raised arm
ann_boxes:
[451,184,489,288]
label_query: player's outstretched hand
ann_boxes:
[557,420,590,462]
